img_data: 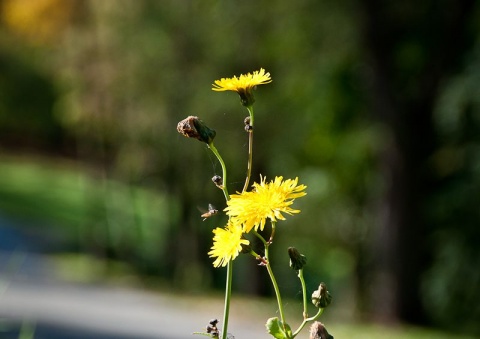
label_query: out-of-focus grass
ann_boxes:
[0,156,90,227]
[0,155,177,257]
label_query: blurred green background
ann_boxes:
[0,0,479,337]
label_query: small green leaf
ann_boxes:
[266,317,292,339]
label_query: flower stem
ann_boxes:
[252,229,267,246]
[207,141,231,339]
[262,223,288,334]
[268,222,276,244]
[208,142,230,201]
[221,261,233,339]
[292,308,324,338]
[242,106,254,193]
[298,268,308,319]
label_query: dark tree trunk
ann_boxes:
[358,0,476,324]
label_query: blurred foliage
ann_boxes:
[423,41,480,333]
[1,0,76,44]
[0,157,178,276]
[0,0,479,335]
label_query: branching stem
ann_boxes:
[208,142,229,201]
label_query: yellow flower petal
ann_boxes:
[212,68,272,106]
[224,176,306,233]
[208,221,249,268]
[212,68,272,92]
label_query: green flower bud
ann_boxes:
[288,247,307,271]
[237,88,256,107]
[177,116,216,144]
[311,283,332,309]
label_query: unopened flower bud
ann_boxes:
[288,247,307,271]
[311,283,332,309]
[212,175,224,189]
[177,116,216,144]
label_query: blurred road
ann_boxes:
[1,280,261,339]
[0,216,267,339]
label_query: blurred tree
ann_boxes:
[358,0,478,326]
[0,0,79,153]
[0,50,61,152]
[423,40,480,334]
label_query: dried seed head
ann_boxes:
[309,321,334,339]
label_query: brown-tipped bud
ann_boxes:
[309,321,334,339]
[212,175,224,188]
[177,116,216,144]
[311,283,332,309]
[288,247,307,271]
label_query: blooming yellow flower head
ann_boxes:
[224,176,307,233]
[212,68,272,107]
[208,221,250,268]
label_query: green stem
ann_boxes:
[247,105,255,127]
[262,223,288,334]
[298,268,308,319]
[268,222,276,244]
[221,261,233,339]
[292,308,324,338]
[207,141,231,339]
[265,249,288,334]
[208,142,230,201]
[242,106,254,193]
[252,229,267,246]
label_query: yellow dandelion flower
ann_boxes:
[224,176,307,233]
[208,221,250,268]
[212,68,272,106]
